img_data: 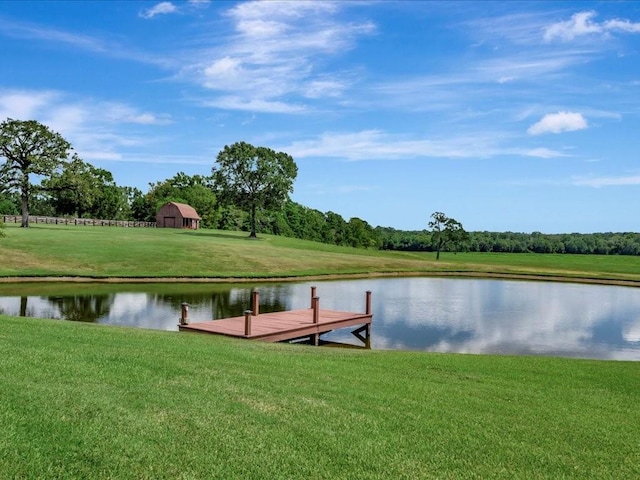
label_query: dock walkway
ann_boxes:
[179,287,372,346]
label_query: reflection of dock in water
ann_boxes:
[179,287,372,348]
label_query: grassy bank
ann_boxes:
[1,223,640,283]
[2,316,638,479]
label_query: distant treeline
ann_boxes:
[221,206,640,256]
[2,168,637,255]
[376,228,640,255]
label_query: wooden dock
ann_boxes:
[179,287,372,346]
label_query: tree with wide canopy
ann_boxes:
[213,141,298,238]
[0,118,71,227]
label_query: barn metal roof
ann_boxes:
[165,202,201,219]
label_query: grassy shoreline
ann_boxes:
[2,271,640,289]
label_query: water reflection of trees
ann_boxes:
[150,286,291,320]
[45,295,113,322]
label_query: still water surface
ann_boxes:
[1,278,639,360]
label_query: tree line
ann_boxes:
[376,228,640,256]
[1,118,638,255]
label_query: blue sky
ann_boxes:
[1,1,639,233]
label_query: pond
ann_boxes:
[1,278,639,361]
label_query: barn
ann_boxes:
[156,202,201,229]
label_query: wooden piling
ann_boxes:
[310,286,317,308]
[366,291,372,315]
[180,302,189,325]
[252,291,259,316]
[312,296,319,324]
[311,296,320,346]
[244,310,252,336]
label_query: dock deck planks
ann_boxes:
[179,308,372,343]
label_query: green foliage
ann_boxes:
[213,141,298,238]
[0,191,19,215]
[40,154,130,219]
[0,219,4,238]
[428,211,469,260]
[251,200,380,249]
[379,229,640,256]
[0,118,71,227]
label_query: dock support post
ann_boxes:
[310,286,317,308]
[180,302,189,325]
[365,291,372,315]
[352,324,371,349]
[244,310,252,336]
[252,291,259,316]
[311,296,320,346]
[312,296,319,324]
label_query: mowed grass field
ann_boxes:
[2,316,639,479]
[1,222,640,283]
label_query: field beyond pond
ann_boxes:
[2,316,639,479]
[1,223,640,284]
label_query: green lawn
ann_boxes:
[1,222,640,283]
[2,316,638,479]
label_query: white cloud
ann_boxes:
[544,10,640,42]
[203,56,245,88]
[0,88,174,166]
[283,130,513,161]
[573,175,640,188]
[81,150,123,161]
[185,1,375,113]
[605,18,640,34]
[281,129,575,162]
[204,96,306,114]
[523,147,570,159]
[140,2,178,19]
[527,111,588,135]
[304,79,347,98]
[102,103,173,125]
[0,89,59,120]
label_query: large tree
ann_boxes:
[428,211,468,260]
[0,119,71,227]
[213,141,298,238]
